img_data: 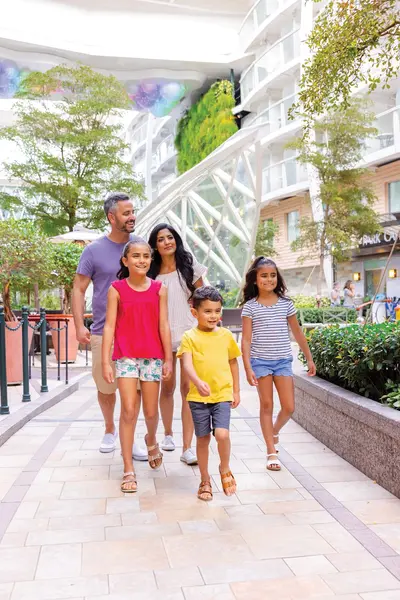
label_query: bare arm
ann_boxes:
[181,352,211,397]
[159,286,173,379]
[72,273,91,344]
[229,358,241,408]
[241,316,258,386]
[194,277,204,289]
[288,314,316,376]
[101,286,119,384]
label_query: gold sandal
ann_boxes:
[198,481,213,502]
[121,471,137,493]
[145,435,163,469]
[219,468,237,496]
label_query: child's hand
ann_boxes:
[102,363,114,384]
[246,369,258,386]
[307,360,316,376]
[196,380,211,397]
[232,391,240,409]
[162,360,173,380]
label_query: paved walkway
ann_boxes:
[0,368,400,600]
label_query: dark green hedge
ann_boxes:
[298,308,357,325]
[305,322,400,402]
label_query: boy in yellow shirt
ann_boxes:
[177,286,241,501]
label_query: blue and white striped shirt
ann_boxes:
[242,297,296,359]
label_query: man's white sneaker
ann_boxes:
[180,448,198,465]
[132,442,148,461]
[99,430,118,453]
[161,435,176,451]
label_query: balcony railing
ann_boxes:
[263,156,307,195]
[245,93,299,135]
[365,106,399,155]
[240,29,301,105]
[151,134,176,173]
[239,0,282,48]
[130,121,148,155]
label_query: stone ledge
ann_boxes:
[0,372,91,447]
[293,371,400,498]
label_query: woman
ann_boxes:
[330,282,341,307]
[343,280,356,308]
[148,223,206,465]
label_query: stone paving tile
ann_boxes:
[322,569,400,594]
[0,379,400,600]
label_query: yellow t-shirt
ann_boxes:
[177,327,241,404]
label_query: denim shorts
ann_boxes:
[188,401,231,437]
[250,357,293,379]
[115,357,163,382]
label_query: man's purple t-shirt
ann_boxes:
[76,236,129,336]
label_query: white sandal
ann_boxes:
[267,453,281,471]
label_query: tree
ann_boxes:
[287,101,381,292]
[50,243,84,312]
[294,0,400,119]
[254,219,279,257]
[175,80,238,174]
[0,64,143,235]
[0,220,53,321]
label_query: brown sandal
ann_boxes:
[145,435,163,469]
[219,469,237,496]
[197,480,213,502]
[121,471,137,493]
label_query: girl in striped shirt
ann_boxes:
[241,257,316,472]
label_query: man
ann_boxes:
[72,192,147,458]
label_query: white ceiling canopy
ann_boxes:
[49,0,253,16]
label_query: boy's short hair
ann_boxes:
[192,286,223,309]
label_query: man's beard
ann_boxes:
[116,220,135,233]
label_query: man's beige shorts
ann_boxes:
[91,334,141,395]
[91,334,117,394]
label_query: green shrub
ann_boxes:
[220,288,240,308]
[304,322,400,405]
[292,294,330,308]
[297,308,357,325]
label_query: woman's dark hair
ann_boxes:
[148,223,195,295]
[241,256,287,305]
[117,237,151,280]
[344,279,353,290]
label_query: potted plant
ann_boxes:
[49,242,84,362]
[0,220,52,383]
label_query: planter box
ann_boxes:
[293,372,400,498]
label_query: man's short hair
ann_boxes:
[192,286,223,309]
[104,192,131,218]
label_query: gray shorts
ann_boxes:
[188,401,231,438]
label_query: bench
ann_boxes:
[221,308,242,340]
[298,308,357,332]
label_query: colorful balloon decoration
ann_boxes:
[0,60,24,99]
[127,80,186,117]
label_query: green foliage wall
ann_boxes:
[175,81,238,174]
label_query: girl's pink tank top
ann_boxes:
[111,278,164,360]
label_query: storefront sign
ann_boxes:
[360,230,399,248]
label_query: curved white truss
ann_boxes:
[136,124,267,288]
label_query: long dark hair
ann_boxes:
[148,223,195,295]
[117,238,151,280]
[241,256,288,305]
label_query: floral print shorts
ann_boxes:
[115,357,163,382]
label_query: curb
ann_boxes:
[0,372,91,447]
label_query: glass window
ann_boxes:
[389,181,400,213]
[287,210,299,243]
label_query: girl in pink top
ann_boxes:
[102,238,172,493]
